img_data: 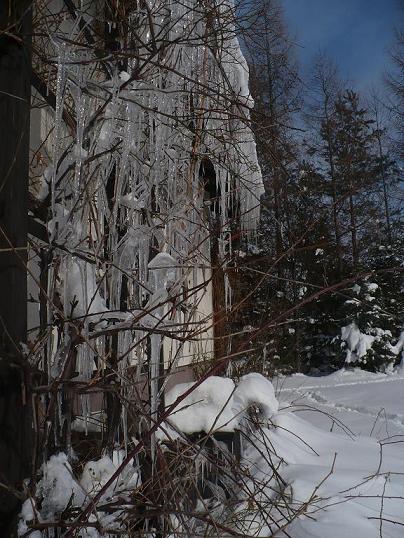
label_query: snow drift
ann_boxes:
[20,371,404,537]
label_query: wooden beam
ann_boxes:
[0,1,33,534]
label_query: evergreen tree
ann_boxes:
[330,90,380,269]
[331,279,397,371]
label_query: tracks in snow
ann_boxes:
[278,374,404,393]
[303,390,404,430]
[278,375,404,433]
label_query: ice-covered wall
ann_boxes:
[30,0,262,435]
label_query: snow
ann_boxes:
[18,498,40,538]
[20,370,404,537]
[341,322,375,363]
[162,373,279,436]
[277,368,404,438]
[352,283,361,294]
[263,414,404,537]
[340,322,398,366]
[233,372,279,418]
[390,330,404,358]
[164,376,238,434]
[366,282,379,292]
[81,452,139,497]
[160,369,404,537]
[19,451,139,537]
[28,453,84,523]
[239,368,404,537]
[119,70,131,83]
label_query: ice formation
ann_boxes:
[40,0,263,439]
[24,0,264,534]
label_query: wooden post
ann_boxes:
[0,2,32,535]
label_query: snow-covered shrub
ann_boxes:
[330,278,399,371]
[160,373,278,438]
[18,451,139,537]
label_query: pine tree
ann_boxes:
[331,279,396,371]
[330,90,380,269]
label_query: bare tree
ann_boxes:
[305,53,344,276]
[243,0,301,276]
[386,3,404,160]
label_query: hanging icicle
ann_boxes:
[24,2,263,534]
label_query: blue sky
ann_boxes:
[282,0,402,91]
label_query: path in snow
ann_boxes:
[276,369,404,439]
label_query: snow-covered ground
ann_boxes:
[20,370,404,538]
[276,367,404,438]
[261,368,404,537]
[161,369,404,537]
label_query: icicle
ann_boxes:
[50,42,68,226]
[44,0,262,486]
[72,87,87,193]
[149,332,161,463]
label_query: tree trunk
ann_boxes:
[324,123,343,277]
[0,2,32,535]
[376,133,392,243]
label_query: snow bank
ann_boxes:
[264,369,404,537]
[241,408,404,537]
